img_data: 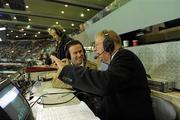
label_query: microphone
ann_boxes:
[94,51,105,59]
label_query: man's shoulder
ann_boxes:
[63,35,74,42]
[86,60,97,70]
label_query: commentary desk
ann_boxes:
[30,71,80,107]
[30,80,80,119]
[29,71,99,120]
[32,81,80,107]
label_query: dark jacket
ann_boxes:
[58,49,155,120]
[56,34,73,60]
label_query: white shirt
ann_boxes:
[110,49,119,61]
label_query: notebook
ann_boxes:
[36,101,100,120]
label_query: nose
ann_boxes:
[77,52,82,57]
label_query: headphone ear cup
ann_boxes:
[65,48,70,59]
[64,41,70,59]
[66,51,70,59]
[103,37,114,53]
[82,47,87,61]
[54,28,62,37]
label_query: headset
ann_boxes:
[102,30,114,54]
[64,40,86,60]
[50,27,63,37]
[94,31,115,59]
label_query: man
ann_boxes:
[51,40,97,89]
[51,40,101,115]
[50,30,155,120]
[48,25,73,60]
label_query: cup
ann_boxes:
[123,40,129,47]
[132,40,139,46]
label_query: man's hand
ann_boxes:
[50,55,65,72]
[50,63,58,69]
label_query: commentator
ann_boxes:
[50,30,155,120]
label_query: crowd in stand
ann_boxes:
[0,40,51,60]
[0,39,53,79]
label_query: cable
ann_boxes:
[30,96,41,108]
[30,91,90,107]
[30,91,76,108]
[37,95,76,105]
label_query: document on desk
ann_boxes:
[36,101,100,120]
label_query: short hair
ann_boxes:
[96,30,122,45]
[64,40,87,60]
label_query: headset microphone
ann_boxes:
[94,51,105,59]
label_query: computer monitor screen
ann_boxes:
[0,27,6,41]
[0,80,34,120]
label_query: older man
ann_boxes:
[51,30,155,120]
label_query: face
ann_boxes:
[69,44,84,65]
[48,29,59,41]
[95,36,110,64]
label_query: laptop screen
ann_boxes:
[0,80,34,120]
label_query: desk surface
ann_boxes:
[32,81,80,107]
[30,71,80,107]
[30,80,80,119]
[151,90,180,99]
[30,80,99,120]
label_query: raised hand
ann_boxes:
[50,55,65,71]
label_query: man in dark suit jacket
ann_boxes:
[50,30,155,120]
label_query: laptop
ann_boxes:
[0,79,34,120]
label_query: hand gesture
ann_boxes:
[50,55,65,71]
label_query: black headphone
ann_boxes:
[64,40,87,60]
[50,27,63,37]
[103,30,114,54]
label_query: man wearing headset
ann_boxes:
[51,40,101,115]
[48,25,73,60]
[52,40,97,88]
[50,30,155,120]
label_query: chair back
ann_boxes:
[151,96,176,120]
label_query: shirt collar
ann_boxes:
[70,62,84,67]
[110,49,119,61]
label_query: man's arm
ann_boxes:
[51,57,72,89]
[59,65,109,96]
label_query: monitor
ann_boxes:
[0,27,6,42]
[0,80,34,120]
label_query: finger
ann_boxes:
[50,55,56,60]
[50,55,59,63]
[50,55,60,62]
[50,55,63,68]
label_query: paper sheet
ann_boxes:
[36,101,100,120]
